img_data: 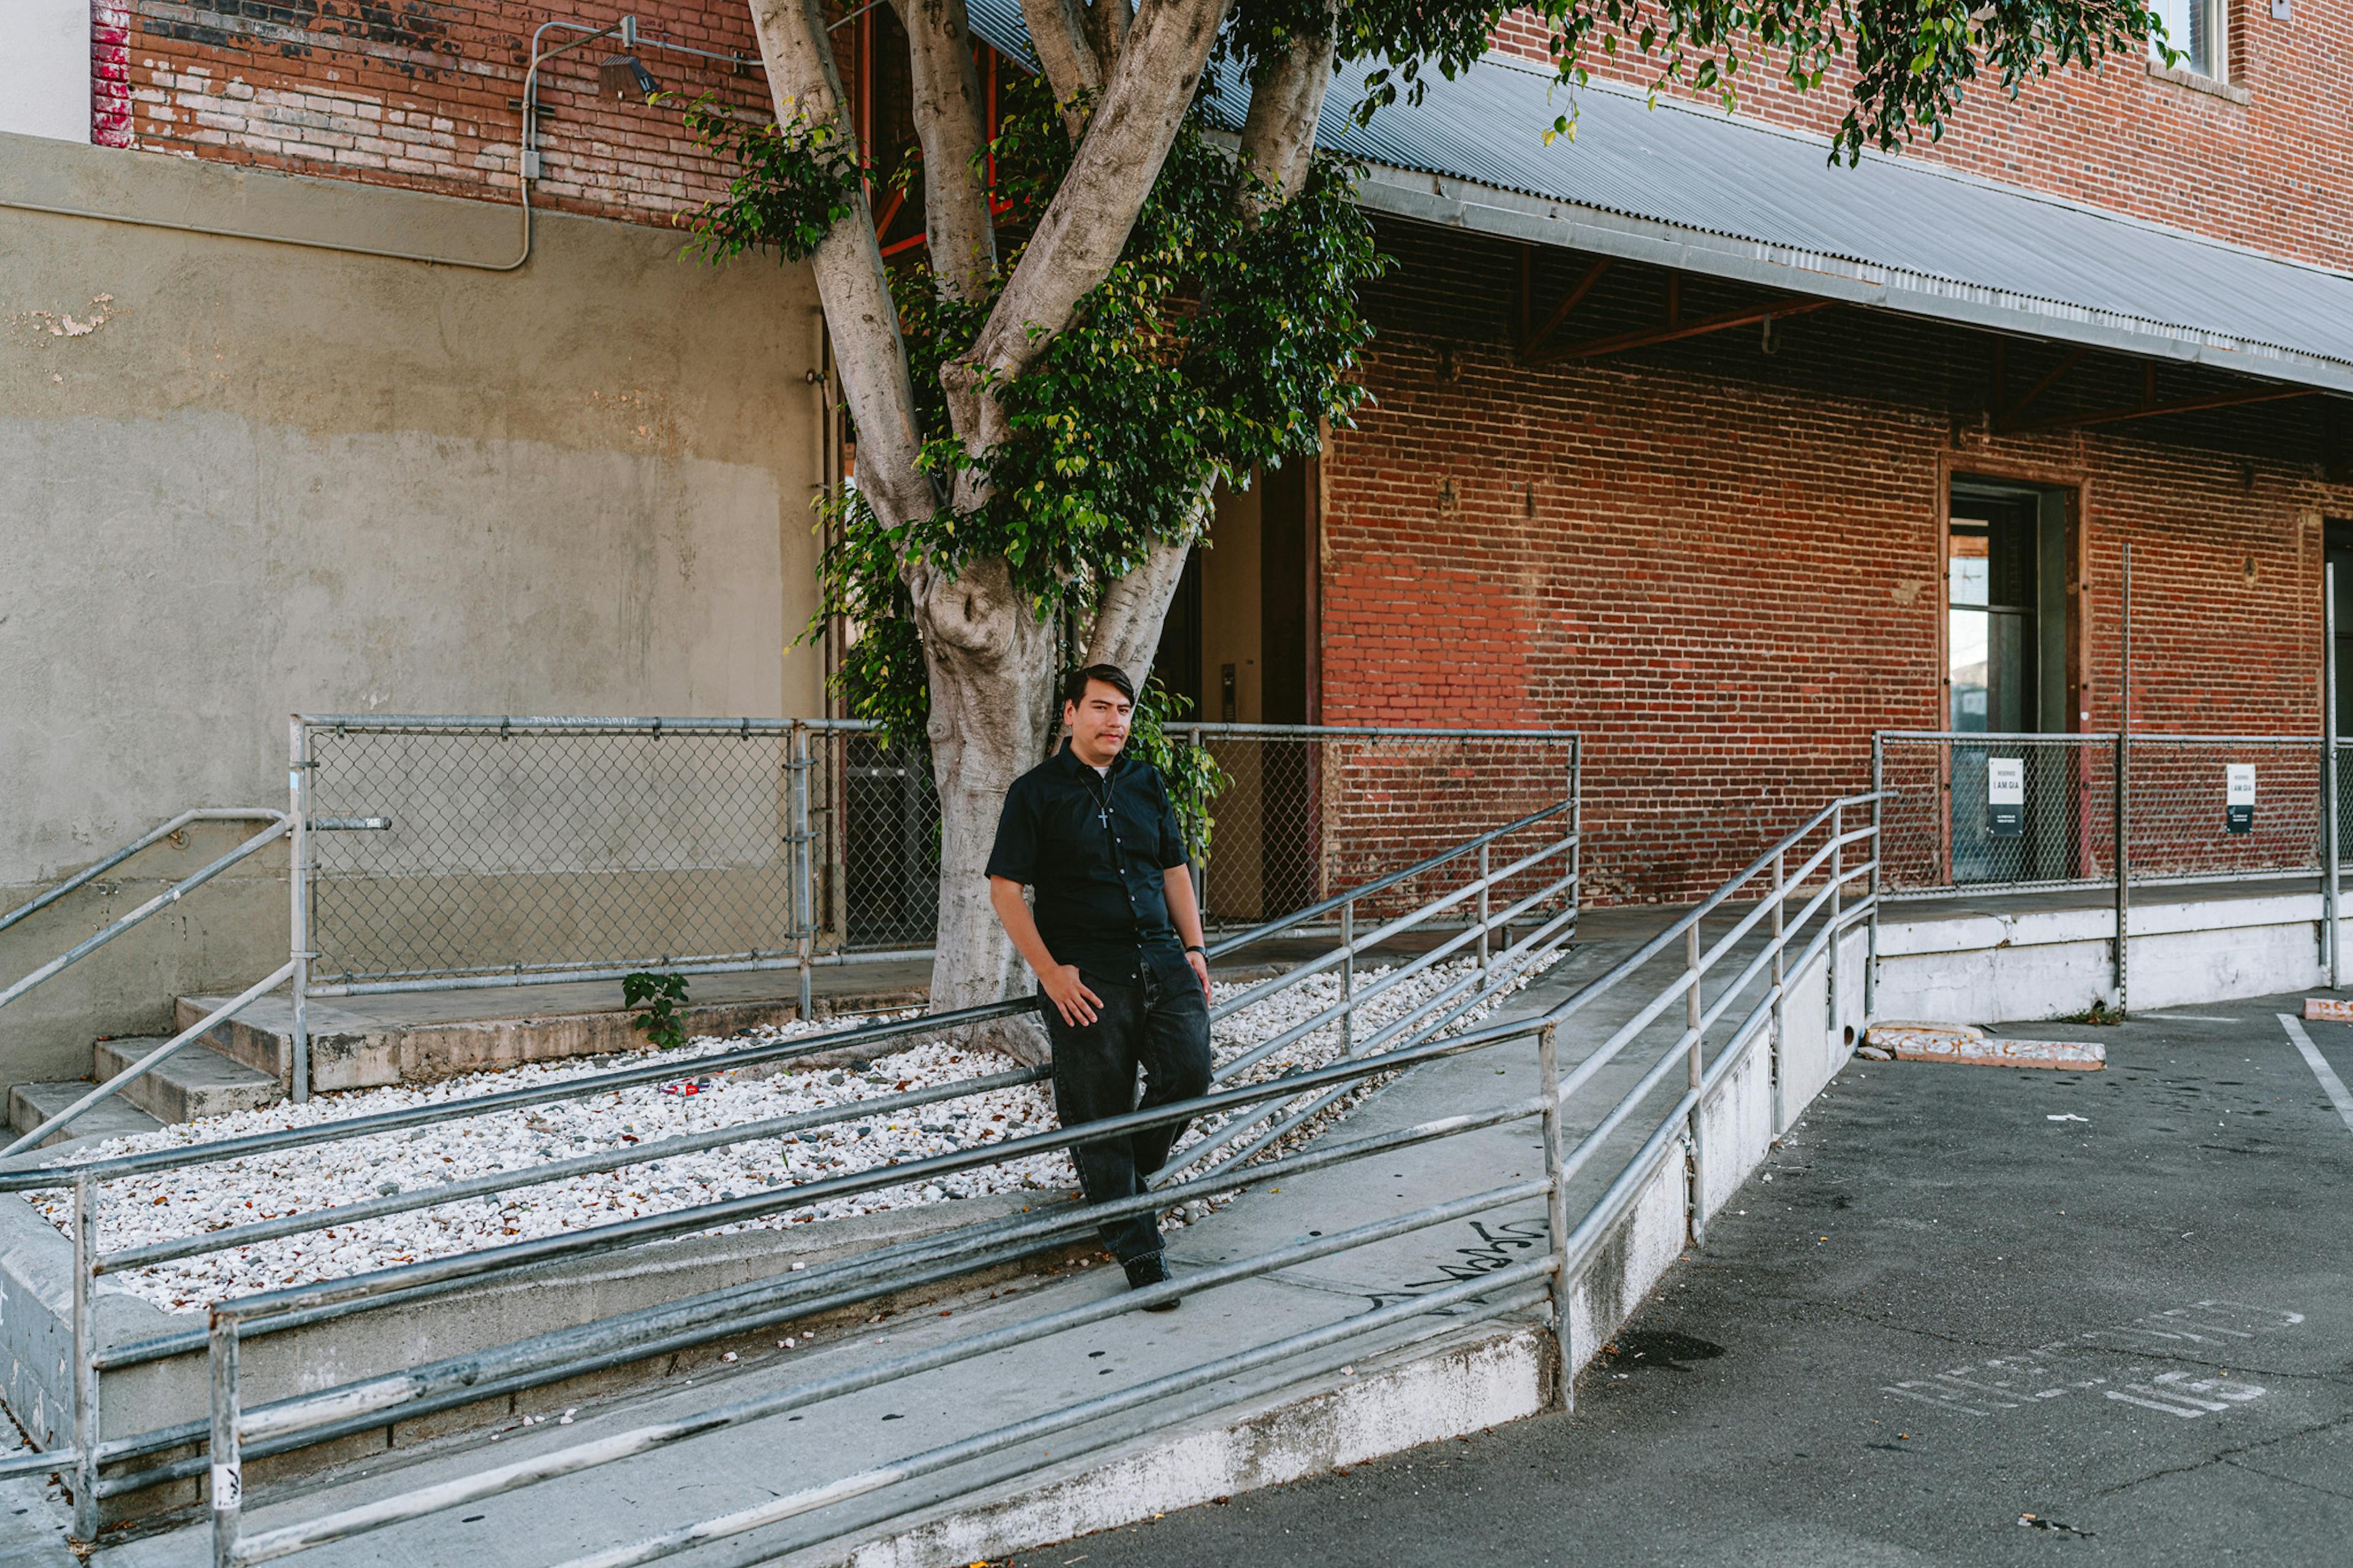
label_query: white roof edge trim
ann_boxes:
[1354,163,2353,398]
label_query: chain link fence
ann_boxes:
[1180,727,1580,935]
[1876,731,2334,898]
[299,718,1578,993]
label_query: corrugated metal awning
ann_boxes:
[964,0,2353,396]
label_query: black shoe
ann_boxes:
[1124,1252,1180,1311]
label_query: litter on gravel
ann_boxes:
[31,954,1555,1312]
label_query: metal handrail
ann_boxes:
[182,789,1877,1567]
[0,961,300,1161]
[0,808,284,937]
[14,764,1577,1540]
[0,816,291,1016]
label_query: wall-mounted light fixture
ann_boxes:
[599,53,662,102]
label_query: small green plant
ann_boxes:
[624,971,691,1051]
[2054,998,2128,1026]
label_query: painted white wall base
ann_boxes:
[1875,890,2336,1025]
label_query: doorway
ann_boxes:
[1159,461,1318,923]
[1946,478,2078,884]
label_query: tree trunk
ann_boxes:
[911,558,1058,1063]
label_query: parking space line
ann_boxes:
[2277,1014,2353,1133]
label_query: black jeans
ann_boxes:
[1045,957,1213,1265]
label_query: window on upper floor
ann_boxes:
[2150,0,2229,81]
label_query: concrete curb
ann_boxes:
[798,1323,1550,1568]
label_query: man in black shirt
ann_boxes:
[986,664,1213,1308]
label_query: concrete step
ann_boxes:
[90,1037,281,1124]
[5,1082,164,1148]
[176,965,936,1093]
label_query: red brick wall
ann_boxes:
[105,1,777,222]
[1491,3,2353,271]
[1320,230,2353,904]
[95,4,2353,273]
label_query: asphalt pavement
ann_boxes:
[1030,993,2353,1567]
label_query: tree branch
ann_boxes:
[1082,516,1202,687]
[1080,10,1334,700]
[892,0,998,303]
[748,0,938,531]
[1020,0,1104,131]
[1086,0,1133,77]
[964,0,1233,417]
[1235,6,1336,211]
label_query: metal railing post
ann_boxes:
[790,723,814,1020]
[1684,921,1706,1247]
[2326,562,2341,990]
[1477,842,1491,979]
[2115,542,2132,1012]
[1535,1022,1571,1411]
[209,1308,243,1568]
[70,1171,99,1542]
[1829,804,1844,1040]
[288,718,312,1104]
[1339,898,1356,1058]
[1770,849,1787,1134]
[1866,741,1882,1018]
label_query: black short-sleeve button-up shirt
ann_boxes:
[985,745,1191,983]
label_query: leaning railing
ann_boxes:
[0,749,1583,1545]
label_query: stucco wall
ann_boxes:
[1,131,827,1081]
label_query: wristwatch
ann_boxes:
[1184,944,1207,955]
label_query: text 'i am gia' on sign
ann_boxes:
[1987,757,2024,839]
[2226,763,2256,835]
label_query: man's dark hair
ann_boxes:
[1061,663,1136,710]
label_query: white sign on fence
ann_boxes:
[2226,763,2256,835]
[1987,757,2025,839]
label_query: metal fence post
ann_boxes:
[1866,743,1882,1019]
[1189,726,1207,917]
[2115,541,2132,1012]
[209,1308,243,1568]
[1535,1022,1572,1411]
[70,1171,99,1542]
[2326,562,2341,990]
[1684,921,1706,1247]
[1568,736,1583,933]
[1339,898,1355,1058]
[1770,848,1787,1134]
[790,723,814,1020]
[287,718,311,1104]
[1477,842,1491,979]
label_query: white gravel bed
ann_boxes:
[34,953,1554,1312]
